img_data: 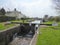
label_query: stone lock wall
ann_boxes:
[19,23,36,36]
[0,23,36,45]
[0,25,20,45]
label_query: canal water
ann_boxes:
[30,20,41,29]
[30,20,41,24]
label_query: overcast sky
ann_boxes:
[0,0,57,18]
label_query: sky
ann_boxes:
[0,0,57,18]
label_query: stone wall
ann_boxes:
[29,25,40,45]
[18,23,36,36]
[0,23,37,45]
[0,25,20,45]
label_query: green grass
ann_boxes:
[11,20,23,22]
[0,20,28,31]
[43,21,54,24]
[44,21,60,24]
[36,22,60,45]
[0,23,15,31]
[11,20,28,23]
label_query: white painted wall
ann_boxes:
[5,11,26,19]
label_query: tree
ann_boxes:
[52,0,60,13]
[54,16,60,22]
[0,8,6,15]
[48,16,54,21]
[43,15,48,22]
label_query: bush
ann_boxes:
[0,16,16,22]
[54,16,60,22]
[0,8,6,15]
[48,16,55,21]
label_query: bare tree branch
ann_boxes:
[52,0,60,10]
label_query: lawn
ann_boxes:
[0,23,16,31]
[11,19,29,22]
[0,20,28,31]
[11,20,23,22]
[43,21,55,24]
[44,21,60,24]
[36,22,60,45]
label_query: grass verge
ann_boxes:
[36,22,60,45]
[0,23,16,31]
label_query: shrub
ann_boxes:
[0,16,16,22]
